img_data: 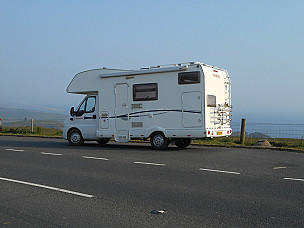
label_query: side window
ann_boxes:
[178,71,200,84]
[78,99,86,113]
[133,83,158,101]
[207,95,216,107]
[85,97,96,113]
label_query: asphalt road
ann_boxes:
[0,136,303,227]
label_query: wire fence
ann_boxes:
[230,122,304,139]
[2,119,63,130]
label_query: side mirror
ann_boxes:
[70,107,75,116]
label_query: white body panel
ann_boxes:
[63,62,232,142]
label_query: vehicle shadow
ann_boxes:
[0,136,196,152]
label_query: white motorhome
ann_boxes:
[63,62,232,149]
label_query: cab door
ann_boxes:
[75,96,97,139]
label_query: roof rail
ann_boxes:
[148,62,227,72]
[201,63,226,71]
[100,65,188,78]
[149,61,201,69]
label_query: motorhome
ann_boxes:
[63,62,232,149]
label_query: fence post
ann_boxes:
[31,119,34,132]
[240,118,246,144]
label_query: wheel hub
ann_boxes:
[153,135,164,147]
[71,132,81,144]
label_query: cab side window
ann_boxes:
[78,100,86,114]
[77,96,96,114]
[86,97,96,113]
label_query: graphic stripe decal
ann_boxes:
[100,109,202,119]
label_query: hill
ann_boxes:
[0,107,68,129]
[0,107,67,121]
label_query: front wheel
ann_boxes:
[68,129,84,146]
[150,132,169,150]
[175,138,191,149]
[97,138,110,145]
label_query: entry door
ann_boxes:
[115,83,130,142]
[182,92,203,128]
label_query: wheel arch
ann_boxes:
[147,126,167,138]
[149,131,165,138]
[67,127,82,137]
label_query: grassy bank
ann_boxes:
[0,127,62,137]
[197,136,304,150]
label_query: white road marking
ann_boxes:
[41,152,62,156]
[0,177,94,198]
[82,156,109,161]
[5,149,24,152]
[199,168,240,175]
[274,167,286,169]
[134,161,166,166]
[284,177,304,182]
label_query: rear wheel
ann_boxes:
[175,138,191,149]
[97,138,110,145]
[150,132,169,150]
[68,129,84,146]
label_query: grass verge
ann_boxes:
[0,127,62,137]
[196,136,304,151]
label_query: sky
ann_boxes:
[1,0,304,123]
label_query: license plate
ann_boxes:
[217,131,223,135]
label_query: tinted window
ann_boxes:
[178,71,200,84]
[133,83,158,101]
[207,95,216,107]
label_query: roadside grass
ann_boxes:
[196,136,240,146]
[0,127,62,137]
[196,136,304,150]
[1,127,304,151]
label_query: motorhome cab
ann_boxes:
[63,62,232,149]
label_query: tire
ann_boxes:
[150,132,169,150]
[68,129,84,146]
[97,138,110,145]
[175,138,191,149]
